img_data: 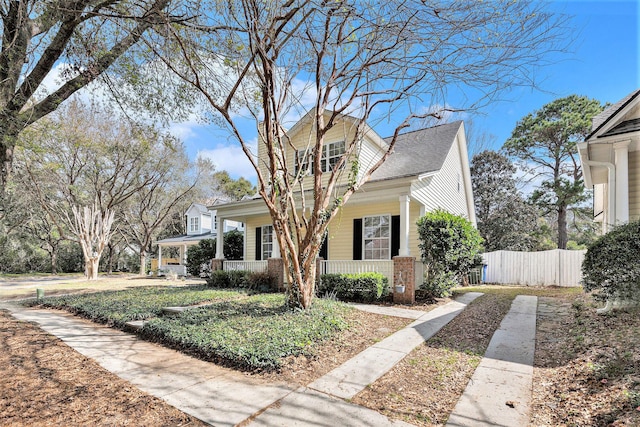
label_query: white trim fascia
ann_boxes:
[592,96,640,139]
[456,123,477,226]
[285,108,388,151]
[577,141,593,187]
[417,171,438,181]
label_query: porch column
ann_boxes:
[399,195,411,256]
[180,245,186,265]
[271,230,281,258]
[158,246,162,267]
[215,216,225,259]
[614,141,630,224]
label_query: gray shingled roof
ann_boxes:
[370,121,462,181]
[588,89,640,139]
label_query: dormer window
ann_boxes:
[295,141,346,176]
[189,217,199,233]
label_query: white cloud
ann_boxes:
[198,139,258,182]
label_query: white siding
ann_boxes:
[201,213,212,232]
[630,150,640,221]
[410,134,470,219]
[357,137,385,184]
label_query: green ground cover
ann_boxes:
[140,293,352,371]
[29,285,353,371]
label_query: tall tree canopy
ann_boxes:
[213,171,256,201]
[470,150,541,251]
[503,95,605,249]
[0,0,177,196]
[149,0,569,308]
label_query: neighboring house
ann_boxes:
[153,203,244,275]
[578,89,640,233]
[212,112,476,271]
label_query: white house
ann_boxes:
[578,89,640,233]
[153,203,244,275]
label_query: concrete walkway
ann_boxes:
[307,292,483,400]
[446,295,538,427]
[1,291,536,427]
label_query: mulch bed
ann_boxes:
[0,310,207,427]
[531,296,640,426]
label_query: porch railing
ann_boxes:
[223,260,268,273]
[318,260,394,286]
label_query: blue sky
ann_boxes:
[179,0,639,184]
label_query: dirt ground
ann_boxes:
[2,285,639,426]
[0,310,207,427]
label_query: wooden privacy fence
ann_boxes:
[483,249,586,287]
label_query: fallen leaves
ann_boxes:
[0,310,207,427]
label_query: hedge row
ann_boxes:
[206,270,277,293]
[317,272,389,302]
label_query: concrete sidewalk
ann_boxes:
[307,292,483,400]
[2,292,486,426]
[446,295,538,427]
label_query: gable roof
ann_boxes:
[185,203,209,216]
[370,121,462,181]
[587,89,640,140]
[283,109,389,151]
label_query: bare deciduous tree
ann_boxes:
[149,0,570,308]
[70,203,115,280]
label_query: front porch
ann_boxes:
[152,232,216,276]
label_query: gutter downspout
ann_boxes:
[582,159,616,231]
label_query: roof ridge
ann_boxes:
[383,120,462,140]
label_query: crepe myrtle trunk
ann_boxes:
[85,257,100,280]
[285,249,320,310]
[278,226,325,310]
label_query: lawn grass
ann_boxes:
[28,285,243,327]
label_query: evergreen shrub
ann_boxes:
[582,220,640,302]
[317,272,389,302]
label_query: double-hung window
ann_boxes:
[189,217,199,233]
[363,215,390,260]
[324,141,345,172]
[295,141,346,175]
[262,225,273,260]
[295,149,313,176]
